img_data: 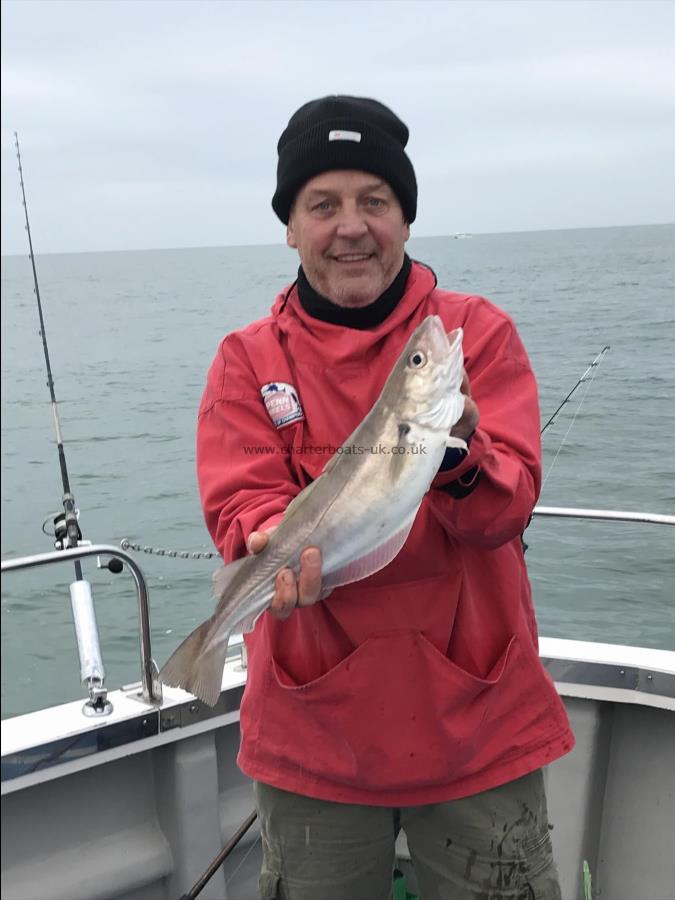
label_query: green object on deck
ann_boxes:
[583,860,593,900]
[393,868,419,900]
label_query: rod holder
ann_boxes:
[2,544,161,708]
[70,579,105,684]
[69,579,113,716]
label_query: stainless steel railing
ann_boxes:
[533,506,675,526]
[1,508,672,712]
[1,544,161,705]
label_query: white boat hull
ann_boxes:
[2,637,673,900]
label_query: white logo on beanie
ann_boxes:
[328,130,362,143]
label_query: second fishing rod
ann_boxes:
[541,345,611,437]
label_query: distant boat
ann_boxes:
[451,232,472,239]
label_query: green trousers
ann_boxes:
[255,769,562,900]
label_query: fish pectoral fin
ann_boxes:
[446,434,468,450]
[320,516,417,593]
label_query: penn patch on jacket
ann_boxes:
[261,382,304,428]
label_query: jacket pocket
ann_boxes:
[259,628,521,791]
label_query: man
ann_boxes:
[197,96,574,900]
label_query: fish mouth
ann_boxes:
[404,318,464,430]
[414,316,454,370]
[401,316,464,385]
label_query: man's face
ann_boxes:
[287,170,410,308]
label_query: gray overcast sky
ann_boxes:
[1,0,674,255]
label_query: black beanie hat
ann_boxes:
[272,95,417,225]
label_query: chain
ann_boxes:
[120,539,218,560]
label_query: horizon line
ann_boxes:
[1,220,673,259]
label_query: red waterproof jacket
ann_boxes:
[197,261,574,805]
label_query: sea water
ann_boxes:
[2,224,674,717]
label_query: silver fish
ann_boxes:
[160,316,466,705]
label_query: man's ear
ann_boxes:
[286,216,297,249]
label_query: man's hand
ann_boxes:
[451,370,480,441]
[247,528,323,621]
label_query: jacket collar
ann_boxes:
[296,255,413,330]
[271,260,438,367]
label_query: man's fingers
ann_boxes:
[297,547,322,607]
[451,396,480,440]
[247,531,268,554]
[247,527,276,555]
[261,540,323,621]
[269,568,298,620]
[267,546,323,620]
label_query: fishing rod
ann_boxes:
[14,132,111,714]
[541,345,611,436]
[14,133,83,560]
[178,810,258,900]
[520,344,611,551]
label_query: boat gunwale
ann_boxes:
[3,506,674,790]
[2,636,673,794]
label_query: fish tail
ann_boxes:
[159,617,229,707]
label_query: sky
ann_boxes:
[1,0,674,255]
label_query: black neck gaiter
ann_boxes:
[297,255,412,330]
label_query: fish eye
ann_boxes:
[407,350,427,369]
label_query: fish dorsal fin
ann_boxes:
[320,514,417,594]
[281,462,335,522]
[282,479,320,522]
[211,555,250,602]
[320,450,341,476]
